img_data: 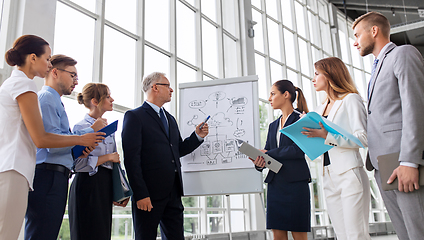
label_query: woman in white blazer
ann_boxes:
[302,57,371,240]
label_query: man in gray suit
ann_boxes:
[352,12,424,240]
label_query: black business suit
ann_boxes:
[257,112,311,232]
[122,102,202,240]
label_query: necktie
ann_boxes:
[159,108,169,136]
[368,58,379,99]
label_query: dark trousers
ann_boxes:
[25,168,69,240]
[132,174,184,240]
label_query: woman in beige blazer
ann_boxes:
[302,57,370,240]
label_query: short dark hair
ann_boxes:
[5,35,49,67]
[50,54,77,71]
[352,12,390,38]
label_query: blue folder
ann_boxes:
[279,112,364,160]
[72,120,118,158]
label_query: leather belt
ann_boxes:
[36,163,72,178]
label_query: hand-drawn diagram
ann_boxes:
[180,82,255,172]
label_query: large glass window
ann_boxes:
[270,61,284,83]
[267,18,282,62]
[308,11,321,47]
[320,20,332,55]
[223,35,239,78]
[53,2,95,93]
[266,0,279,20]
[102,26,136,108]
[202,20,219,77]
[177,2,196,65]
[145,0,170,51]
[298,38,310,76]
[283,29,296,69]
[338,17,350,64]
[201,0,217,23]
[144,46,171,80]
[287,68,299,87]
[255,53,267,100]
[294,1,306,38]
[222,0,237,36]
[281,0,293,30]
[105,0,136,33]
[252,9,264,54]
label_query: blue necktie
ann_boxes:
[159,108,169,136]
[368,58,379,99]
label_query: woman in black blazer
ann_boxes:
[252,80,311,240]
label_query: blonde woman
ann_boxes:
[69,83,128,240]
[302,57,370,240]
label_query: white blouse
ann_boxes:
[0,70,40,190]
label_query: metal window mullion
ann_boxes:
[134,0,144,107]
[228,0,242,77]
[293,34,301,89]
[145,41,172,58]
[202,14,219,28]
[176,57,199,72]
[240,0,255,76]
[224,196,232,238]
[170,0,177,115]
[261,6,270,84]
[217,0,224,78]
[260,0,274,123]
[179,0,196,11]
[196,0,203,81]
[58,0,98,20]
[104,19,139,40]
[92,0,106,83]
[275,0,287,78]
[303,7,317,106]
[243,194,251,231]
[200,196,208,234]
[223,29,238,41]
[202,71,217,80]
[288,0,301,88]
[340,16,353,67]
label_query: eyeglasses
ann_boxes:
[154,83,171,88]
[57,68,78,81]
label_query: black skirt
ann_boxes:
[69,166,113,240]
[266,171,311,232]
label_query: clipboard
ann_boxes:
[72,120,119,158]
[377,152,424,191]
[237,140,282,173]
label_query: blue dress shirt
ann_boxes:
[36,86,94,170]
[73,114,115,176]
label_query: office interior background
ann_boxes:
[1,0,423,239]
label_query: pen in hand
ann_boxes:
[199,115,210,129]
